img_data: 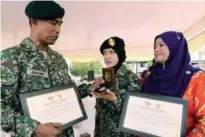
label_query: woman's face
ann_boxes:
[154,37,170,63]
[103,48,119,68]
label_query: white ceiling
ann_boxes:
[1,1,205,61]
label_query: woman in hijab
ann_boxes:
[143,31,205,137]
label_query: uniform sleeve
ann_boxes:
[1,48,39,137]
[110,72,141,112]
[94,100,101,137]
[187,72,205,137]
[77,83,91,98]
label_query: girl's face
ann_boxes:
[103,48,119,67]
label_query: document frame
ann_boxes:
[119,92,188,137]
[19,84,87,130]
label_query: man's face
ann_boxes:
[33,18,63,45]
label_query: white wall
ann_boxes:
[190,45,205,61]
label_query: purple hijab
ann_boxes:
[143,31,201,97]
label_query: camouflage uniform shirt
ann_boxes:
[1,37,88,137]
[94,65,141,137]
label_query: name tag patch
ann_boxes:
[27,69,48,77]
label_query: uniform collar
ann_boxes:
[20,37,38,51]
[20,37,54,54]
[116,64,127,76]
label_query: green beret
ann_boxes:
[25,1,65,20]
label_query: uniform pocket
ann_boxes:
[25,73,50,91]
[57,69,72,85]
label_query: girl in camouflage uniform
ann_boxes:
[91,37,141,137]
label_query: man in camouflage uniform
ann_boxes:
[1,1,89,137]
[90,37,141,137]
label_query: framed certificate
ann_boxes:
[119,92,188,137]
[19,84,87,130]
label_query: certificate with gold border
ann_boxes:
[19,84,87,130]
[119,93,187,137]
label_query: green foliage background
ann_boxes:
[69,60,153,78]
[70,61,102,77]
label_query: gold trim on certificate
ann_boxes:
[20,84,87,130]
[119,93,187,137]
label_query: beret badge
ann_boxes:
[108,38,115,47]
